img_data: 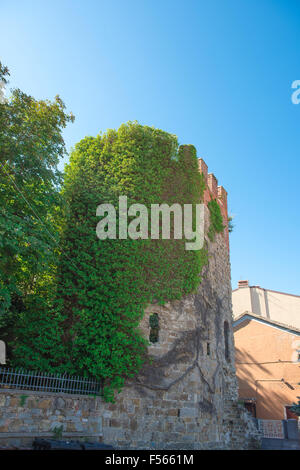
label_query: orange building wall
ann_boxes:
[234,319,300,419]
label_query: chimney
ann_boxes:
[238,280,249,288]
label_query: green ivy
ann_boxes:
[52,425,64,440]
[207,199,225,241]
[55,122,207,401]
[19,394,28,407]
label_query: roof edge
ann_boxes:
[233,311,300,334]
[232,286,300,298]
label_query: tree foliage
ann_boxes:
[290,396,300,416]
[0,62,74,363]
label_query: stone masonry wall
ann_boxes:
[0,206,260,449]
[0,160,261,449]
[98,205,261,449]
[0,389,103,448]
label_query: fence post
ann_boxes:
[286,419,299,440]
[282,420,288,439]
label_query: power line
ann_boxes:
[236,360,298,365]
[0,161,89,275]
[0,161,58,245]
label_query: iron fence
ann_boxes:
[258,419,285,439]
[0,367,102,396]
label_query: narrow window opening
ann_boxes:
[224,320,230,362]
[206,325,211,356]
[149,313,159,343]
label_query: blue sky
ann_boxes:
[1,0,300,294]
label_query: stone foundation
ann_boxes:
[0,389,103,448]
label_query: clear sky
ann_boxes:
[1,0,299,295]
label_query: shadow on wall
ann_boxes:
[235,348,298,419]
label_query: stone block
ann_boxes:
[180,408,197,418]
[55,397,66,410]
[37,399,52,410]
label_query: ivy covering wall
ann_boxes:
[55,122,208,400]
[207,199,225,241]
[6,119,226,402]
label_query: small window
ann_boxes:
[206,326,211,356]
[149,313,159,343]
[224,321,230,362]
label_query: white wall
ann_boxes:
[232,286,300,329]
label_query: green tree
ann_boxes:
[290,396,300,416]
[0,62,74,365]
[228,215,234,233]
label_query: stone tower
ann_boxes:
[100,157,260,449]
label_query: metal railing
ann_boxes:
[258,419,285,439]
[0,367,102,396]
